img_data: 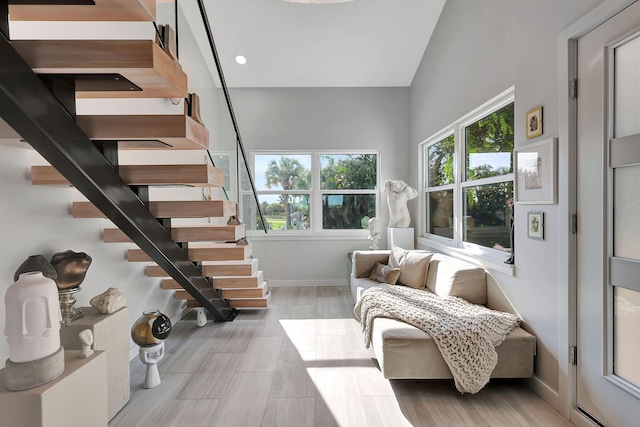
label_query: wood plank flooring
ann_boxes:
[110,286,574,427]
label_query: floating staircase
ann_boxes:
[12,39,188,99]
[8,0,156,22]
[1,0,268,315]
[32,163,225,186]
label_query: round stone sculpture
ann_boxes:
[5,271,62,363]
[131,309,172,347]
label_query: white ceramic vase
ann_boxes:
[4,271,62,363]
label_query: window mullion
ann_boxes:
[455,123,464,248]
[312,152,321,232]
[461,173,514,188]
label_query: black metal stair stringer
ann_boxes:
[0,32,235,322]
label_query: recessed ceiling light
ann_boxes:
[235,55,247,65]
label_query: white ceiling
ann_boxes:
[204,0,446,88]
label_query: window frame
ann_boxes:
[419,88,515,265]
[246,149,380,236]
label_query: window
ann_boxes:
[422,90,514,259]
[243,151,378,233]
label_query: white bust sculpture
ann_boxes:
[367,217,381,250]
[385,179,418,228]
[78,329,94,359]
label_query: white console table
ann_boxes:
[59,306,129,420]
[0,350,107,427]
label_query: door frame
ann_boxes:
[558,0,638,424]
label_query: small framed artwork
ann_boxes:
[514,137,557,204]
[526,106,543,139]
[527,211,544,240]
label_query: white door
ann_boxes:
[577,2,640,426]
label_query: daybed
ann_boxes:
[350,248,535,383]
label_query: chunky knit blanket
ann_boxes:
[354,284,520,394]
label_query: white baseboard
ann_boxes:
[268,279,349,287]
[524,375,562,413]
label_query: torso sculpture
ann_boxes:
[385,180,418,228]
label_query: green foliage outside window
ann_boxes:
[321,154,377,229]
[321,154,377,190]
[465,103,514,180]
[425,101,514,251]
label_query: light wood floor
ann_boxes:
[110,286,574,427]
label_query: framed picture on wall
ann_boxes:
[514,137,557,204]
[526,106,543,139]
[527,211,544,240]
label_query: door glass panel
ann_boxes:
[614,287,640,387]
[615,35,640,138]
[614,165,640,259]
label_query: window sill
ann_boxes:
[416,236,515,277]
[248,231,369,241]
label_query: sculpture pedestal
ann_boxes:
[387,227,414,250]
[0,351,107,427]
[139,342,164,389]
[59,306,129,421]
[4,346,65,391]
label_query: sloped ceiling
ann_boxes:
[203,0,446,88]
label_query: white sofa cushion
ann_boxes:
[389,246,433,289]
[372,317,534,379]
[426,254,487,305]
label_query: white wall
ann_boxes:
[0,145,184,368]
[409,0,602,410]
[230,87,410,285]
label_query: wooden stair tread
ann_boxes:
[229,291,271,309]
[9,0,156,21]
[12,40,187,99]
[185,292,270,309]
[73,200,237,219]
[212,271,264,289]
[147,259,259,278]
[32,164,224,187]
[128,243,252,262]
[104,224,246,243]
[181,288,271,309]
[76,114,208,150]
[220,282,268,299]
[161,271,267,291]
[173,282,268,300]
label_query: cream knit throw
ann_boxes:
[354,284,520,394]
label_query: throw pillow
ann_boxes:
[426,256,487,305]
[388,246,433,289]
[368,262,401,285]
